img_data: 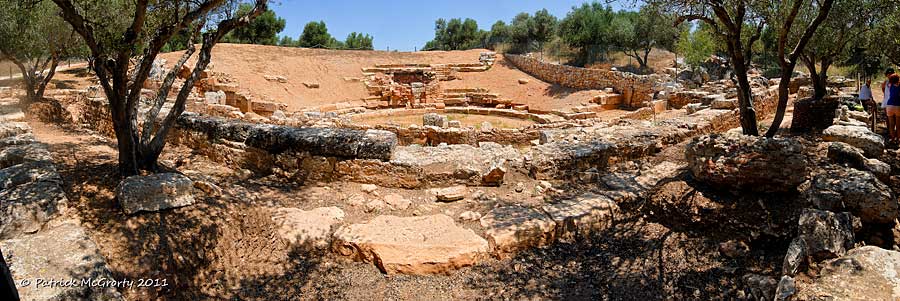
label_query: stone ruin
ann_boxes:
[6,46,900,300]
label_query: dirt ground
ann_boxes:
[156,44,603,113]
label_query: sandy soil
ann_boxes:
[157,44,602,112]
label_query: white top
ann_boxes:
[859,85,873,100]
[884,82,891,108]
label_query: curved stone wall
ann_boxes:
[504,54,665,108]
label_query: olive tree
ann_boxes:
[617,6,682,71]
[796,0,887,100]
[0,0,81,103]
[759,0,834,137]
[49,0,269,176]
[649,0,768,135]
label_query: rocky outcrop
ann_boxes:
[0,126,65,239]
[794,246,900,300]
[175,114,398,161]
[116,173,195,215]
[685,134,809,192]
[1,219,123,301]
[333,214,489,275]
[272,207,345,248]
[802,167,896,224]
[822,125,884,157]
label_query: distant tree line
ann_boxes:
[278,21,373,50]
[421,5,682,70]
[162,7,374,51]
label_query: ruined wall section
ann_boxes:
[504,54,663,108]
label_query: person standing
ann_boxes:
[882,68,895,109]
[860,79,875,129]
[886,74,900,143]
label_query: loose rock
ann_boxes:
[434,185,467,202]
[116,173,195,215]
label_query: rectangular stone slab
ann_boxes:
[333,214,489,275]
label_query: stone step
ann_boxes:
[444,88,487,93]
[333,214,489,274]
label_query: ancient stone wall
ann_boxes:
[504,54,662,108]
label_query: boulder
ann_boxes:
[388,143,518,187]
[0,220,123,301]
[271,207,345,248]
[794,246,900,300]
[774,276,797,301]
[795,209,859,262]
[116,173,195,215]
[803,167,896,224]
[685,134,809,192]
[685,103,703,114]
[827,142,892,181]
[822,125,884,157]
[423,113,449,128]
[192,180,222,197]
[333,214,489,274]
[743,274,777,300]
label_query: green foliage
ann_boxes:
[530,9,558,50]
[558,3,617,64]
[299,21,334,48]
[278,36,298,47]
[676,26,716,67]
[486,21,511,49]
[857,2,900,70]
[224,4,285,45]
[0,0,82,100]
[345,32,374,50]
[0,0,81,61]
[613,6,682,69]
[424,18,483,50]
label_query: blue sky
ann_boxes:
[271,0,633,51]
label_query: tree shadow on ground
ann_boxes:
[45,128,338,300]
